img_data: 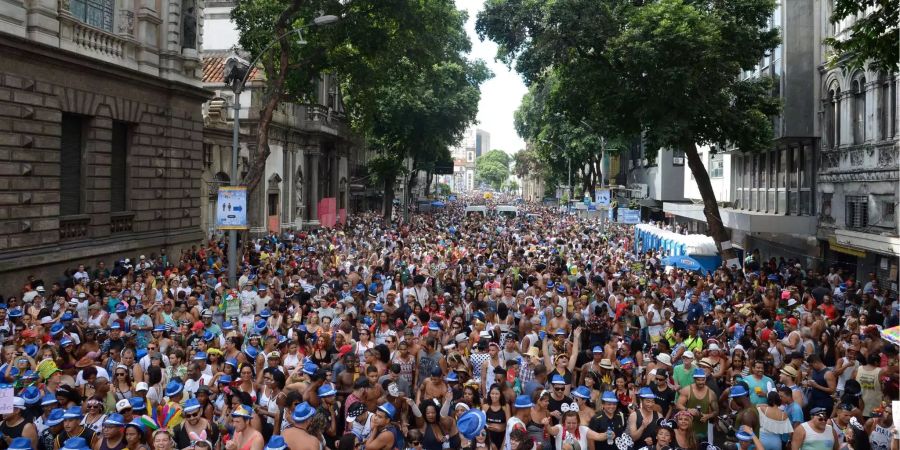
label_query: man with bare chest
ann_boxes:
[282,402,322,450]
[418,367,449,403]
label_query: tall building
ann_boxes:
[449,126,479,192]
[201,3,370,232]
[475,128,491,158]
[0,0,208,291]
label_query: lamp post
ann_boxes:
[222,14,339,287]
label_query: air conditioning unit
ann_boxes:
[673,157,684,165]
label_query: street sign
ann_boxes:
[216,186,248,230]
[595,189,611,206]
[618,208,641,224]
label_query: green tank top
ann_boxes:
[684,386,713,435]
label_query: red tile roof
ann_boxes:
[202,52,262,84]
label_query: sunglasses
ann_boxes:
[186,412,201,419]
[116,373,127,377]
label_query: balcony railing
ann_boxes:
[110,211,134,234]
[58,13,139,70]
[59,215,91,240]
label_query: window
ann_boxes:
[267,193,278,216]
[110,122,129,212]
[846,195,869,229]
[853,75,866,144]
[708,152,724,178]
[60,114,84,216]
[876,197,896,228]
[69,0,114,31]
[467,151,474,163]
[672,148,685,166]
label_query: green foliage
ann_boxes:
[824,0,898,72]
[436,183,452,195]
[503,179,520,193]
[512,147,541,179]
[230,0,487,207]
[475,149,511,190]
[479,0,782,156]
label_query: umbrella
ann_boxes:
[431,201,446,208]
[880,325,900,347]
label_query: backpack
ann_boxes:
[387,424,405,450]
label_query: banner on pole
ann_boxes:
[595,189,611,206]
[618,208,641,224]
[216,186,248,230]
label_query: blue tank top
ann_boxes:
[809,368,831,407]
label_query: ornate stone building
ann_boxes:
[201,3,369,234]
[816,5,898,287]
[0,0,209,291]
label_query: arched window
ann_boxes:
[825,82,840,149]
[852,74,866,144]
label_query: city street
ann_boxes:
[0,0,897,447]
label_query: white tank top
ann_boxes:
[800,422,835,450]
[870,424,891,450]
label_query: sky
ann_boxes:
[456,0,527,155]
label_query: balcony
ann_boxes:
[109,211,134,234]
[59,215,91,240]
[58,12,139,71]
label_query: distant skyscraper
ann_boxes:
[475,129,491,158]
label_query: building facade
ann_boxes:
[666,0,898,286]
[665,0,822,264]
[448,126,478,192]
[626,144,686,221]
[0,0,208,292]
[201,1,368,233]
[816,0,898,287]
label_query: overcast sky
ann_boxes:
[456,0,527,155]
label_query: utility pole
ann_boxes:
[227,79,242,288]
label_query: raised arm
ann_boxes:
[567,327,582,372]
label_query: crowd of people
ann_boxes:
[0,195,897,450]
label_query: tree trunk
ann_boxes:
[239,0,302,194]
[682,141,738,262]
[424,170,433,197]
[382,176,396,221]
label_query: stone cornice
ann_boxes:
[818,170,899,183]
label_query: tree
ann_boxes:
[478,0,781,259]
[231,0,477,209]
[475,149,511,190]
[824,0,898,71]
[504,179,520,193]
[359,57,489,220]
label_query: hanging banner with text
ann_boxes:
[618,208,641,224]
[216,186,248,230]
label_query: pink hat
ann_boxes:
[781,290,790,300]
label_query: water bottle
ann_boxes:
[607,426,614,445]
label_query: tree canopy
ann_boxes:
[476,149,511,190]
[232,0,489,220]
[478,0,781,257]
[824,0,898,72]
